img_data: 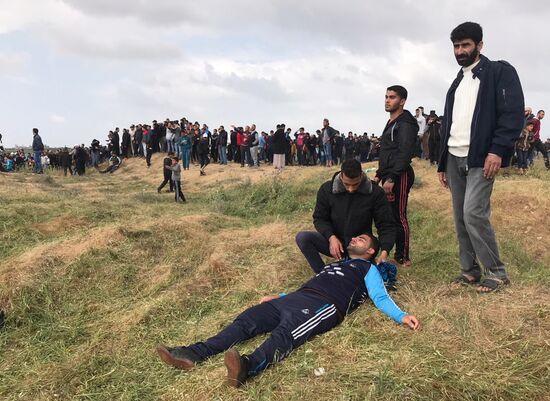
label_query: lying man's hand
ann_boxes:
[401,315,420,330]
[259,295,280,303]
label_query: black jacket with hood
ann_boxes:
[376,110,418,181]
[313,172,396,253]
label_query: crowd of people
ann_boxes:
[2,111,548,177]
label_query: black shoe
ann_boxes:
[156,345,201,370]
[224,349,249,388]
[157,188,161,194]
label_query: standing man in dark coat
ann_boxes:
[427,112,441,165]
[271,124,287,170]
[73,145,87,175]
[60,147,73,176]
[218,126,228,165]
[438,22,524,292]
[32,128,44,173]
[375,85,418,267]
[121,129,131,158]
[134,125,144,157]
[111,128,120,156]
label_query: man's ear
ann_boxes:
[366,247,375,259]
[477,41,484,52]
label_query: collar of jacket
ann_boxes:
[455,54,489,82]
[331,172,373,195]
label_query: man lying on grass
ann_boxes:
[156,233,420,387]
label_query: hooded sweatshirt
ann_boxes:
[376,110,419,181]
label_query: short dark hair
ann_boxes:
[341,159,363,178]
[387,85,408,100]
[450,22,483,45]
[364,233,380,258]
[538,110,545,114]
[33,128,39,134]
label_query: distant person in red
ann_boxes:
[530,110,549,169]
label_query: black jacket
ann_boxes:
[313,172,396,253]
[272,128,286,154]
[377,110,418,181]
[32,134,44,152]
[438,54,524,171]
[219,130,228,146]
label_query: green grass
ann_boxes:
[1,164,550,401]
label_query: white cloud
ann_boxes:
[0,0,547,146]
[0,52,30,78]
[50,114,66,124]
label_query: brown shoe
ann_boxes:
[156,345,198,370]
[224,348,249,388]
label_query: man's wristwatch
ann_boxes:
[386,178,394,183]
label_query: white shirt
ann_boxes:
[448,59,481,157]
[416,115,426,135]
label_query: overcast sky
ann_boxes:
[0,0,548,148]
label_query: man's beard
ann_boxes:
[347,244,367,257]
[456,48,479,67]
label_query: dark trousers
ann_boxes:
[63,166,73,176]
[240,145,252,166]
[387,169,414,262]
[199,154,209,169]
[174,180,186,203]
[533,139,550,168]
[188,291,339,377]
[296,231,345,273]
[146,146,153,167]
[158,174,174,192]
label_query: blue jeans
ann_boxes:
[33,151,42,172]
[323,143,332,161]
[219,145,227,164]
[517,149,529,169]
[181,148,191,169]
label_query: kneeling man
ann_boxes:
[156,233,419,387]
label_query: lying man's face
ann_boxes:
[346,234,375,259]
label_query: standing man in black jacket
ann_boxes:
[32,128,44,173]
[438,22,524,292]
[375,85,418,267]
[296,159,395,273]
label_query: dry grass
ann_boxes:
[1,158,549,401]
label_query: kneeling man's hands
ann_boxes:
[401,315,420,330]
[328,235,344,260]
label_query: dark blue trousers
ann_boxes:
[188,291,339,376]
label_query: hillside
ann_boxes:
[1,156,549,401]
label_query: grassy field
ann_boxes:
[1,155,550,401]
